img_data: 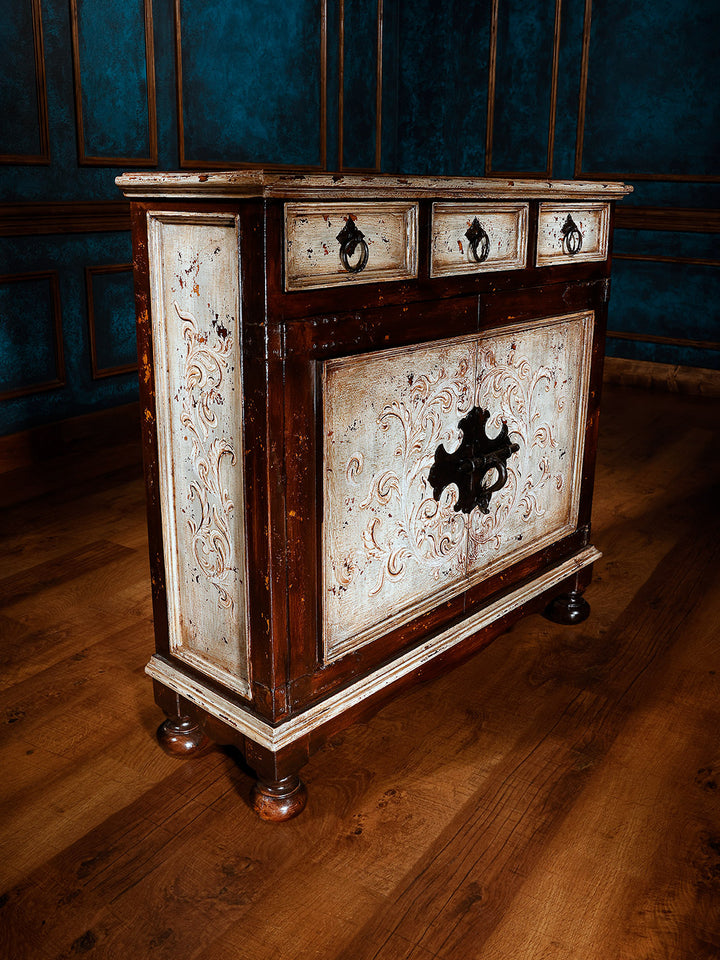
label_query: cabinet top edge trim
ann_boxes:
[116,172,633,201]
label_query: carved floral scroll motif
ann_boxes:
[175,301,236,610]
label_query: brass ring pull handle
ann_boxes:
[561,214,583,256]
[428,406,519,515]
[465,217,490,263]
[336,217,370,274]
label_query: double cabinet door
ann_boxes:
[321,310,595,662]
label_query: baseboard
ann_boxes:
[603,357,720,397]
[0,402,142,506]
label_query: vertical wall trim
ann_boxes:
[375,0,384,171]
[338,0,345,170]
[70,0,158,167]
[338,0,384,172]
[574,0,592,178]
[484,0,500,175]
[487,0,563,178]
[0,0,50,165]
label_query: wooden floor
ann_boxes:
[1,384,719,960]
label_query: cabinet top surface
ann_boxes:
[116,170,632,201]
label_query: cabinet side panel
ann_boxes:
[147,212,250,698]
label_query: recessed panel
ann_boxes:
[147,212,250,697]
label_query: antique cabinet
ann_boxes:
[117,172,631,820]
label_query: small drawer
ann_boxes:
[430,202,528,277]
[284,201,418,291]
[536,202,610,267]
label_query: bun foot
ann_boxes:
[251,775,307,822]
[544,590,591,625]
[157,716,210,757]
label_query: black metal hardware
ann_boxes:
[560,214,583,256]
[428,406,519,515]
[465,217,490,263]
[336,217,370,273]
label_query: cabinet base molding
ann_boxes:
[147,545,600,754]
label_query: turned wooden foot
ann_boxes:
[157,716,210,757]
[544,590,590,625]
[251,775,307,822]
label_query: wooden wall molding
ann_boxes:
[485,0,562,178]
[85,264,137,379]
[0,201,131,236]
[69,0,157,167]
[338,0,384,173]
[174,0,328,171]
[603,357,720,396]
[0,0,50,165]
[615,207,720,234]
[607,330,720,353]
[575,0,720,183]
[0,270,65,401]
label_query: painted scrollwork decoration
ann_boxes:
[174,300,236,611]
[428,406,519,515]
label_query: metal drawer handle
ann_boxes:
[465,217,490,263]
[561,214,583,256]
[428,406,519,515]
[336,217,370,274]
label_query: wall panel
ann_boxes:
[340,0,383,171]
[70,0,157,166]
[86,264,137,378]
[0,0,50,164]
[175,0,327,169]
[0,272,64,400]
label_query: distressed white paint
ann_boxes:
[322,312,594,661]
[536,202,610,266]
[284,201,418,290]
[117,171,633,202]
[146,545,601,751]
[147,211,251,698]
[430,202,528,277]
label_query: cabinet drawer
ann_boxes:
[285,201,418,291]
[430,202,528,277]
[322,311,594,661]
[536,202,610,266]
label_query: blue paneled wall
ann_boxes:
[2,0,718,436]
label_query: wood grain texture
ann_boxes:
[1,383,718,959]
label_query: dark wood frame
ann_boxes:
[85,263,138,379]
[0,0,50,165]
[0,270,65,401]
[69,0,158,167]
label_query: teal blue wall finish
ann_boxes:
[0,0,44,158]
[1,0,718,436]
[0,275,61,395]
[75,0,153,161]
[178,0,323,166]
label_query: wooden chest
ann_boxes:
[117,172,631,820]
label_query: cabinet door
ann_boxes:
[467,312,594,583]
[321,311,594,664]
[322,336,475,661]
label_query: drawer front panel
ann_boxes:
[430,202,528,277]
[322,311,594,662]
[536,202,610,266]
[147,211,251,698]
[285,201,418,291]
